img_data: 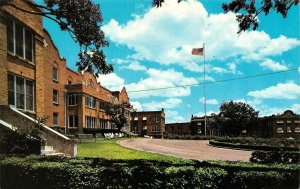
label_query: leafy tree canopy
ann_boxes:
[216,101,259,136]
[153,0,298,34]
[1,0,113,75]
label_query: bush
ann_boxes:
[209,138,299,151]
[163,134,217,140]
[0,156,299,189]
[250,151,300,164]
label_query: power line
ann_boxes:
[127,68,298,93]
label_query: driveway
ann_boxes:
[118,139,252,161]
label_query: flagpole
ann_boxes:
[203,43,207,136]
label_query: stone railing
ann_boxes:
[0,105,77,157]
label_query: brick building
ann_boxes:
[165,122,191,135]
[131,110,165,138]
[260,110,300,138]
[0,0,130,134]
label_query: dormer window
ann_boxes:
[7,19,34,62]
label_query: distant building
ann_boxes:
[131,109,165,138]
[260,110,300,138]
[190,115,220,136]
[165,122,191,135]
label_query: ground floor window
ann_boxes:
[8,73,34,111]
[152,125,159,132]
[69,115,78,128]
[85,116,96,128]
[99,118,108,129]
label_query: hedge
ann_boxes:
[0,156,299,189]
[209,140,299,151]
[250,151,300,164]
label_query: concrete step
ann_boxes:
[46,152,65,156]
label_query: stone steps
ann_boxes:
[41,145,65,156]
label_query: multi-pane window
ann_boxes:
[85,116,96,128]
[152,125,159,132]
[151,116,160,123]
[68,94,77,106]
[53,67,58,82]
[53,113,58,126]
[99,118,108,129]
[69,115,78,128]
[53,90,59,104]
[8,73,34,111]
[7,19,33,62]
[85,95,96,108]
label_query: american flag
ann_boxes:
[191,48,204,56]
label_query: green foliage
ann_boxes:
[210,137,299,151]
[1,156,299,189]
[0,156,299,189]
[250,151,300,164]
[163,134,217,140]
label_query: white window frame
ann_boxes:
[85,95,96,108]
[68,115,78,128]
[8,73,35,112]
[85,116,96,128]
[8,20,34,62]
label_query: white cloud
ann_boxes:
[199,97,218,105]
[126,68,197,99]
[97,73,124,91]
[247,81,300,99]
[257,103,300,116]
[165,110,187,123]
[259,58,288,71]
[103,0,300,72]
[125,61,147,71]
[130,101,143,111]
[142,98,182,110]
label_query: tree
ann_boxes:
[0,0,113,75]
[153,0,298,34]
[101,101,132,131]
[216,101,259,136]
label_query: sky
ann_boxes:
[42,0,300,123]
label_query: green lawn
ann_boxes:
[77,138,189,163]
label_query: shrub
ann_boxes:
[0,156,299,189]
[250,151,300,164]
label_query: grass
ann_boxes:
[77,138,189,163]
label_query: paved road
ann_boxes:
[119,139,252,161]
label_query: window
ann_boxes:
[53,90,59,104]
[99,100,106,111]
[152,125,159,132]
[85,95,96,108]
[53,113,58,126]
[7,19,33,61]
[69,115,78,128]
[287,120,292,124]
[99,118,108,129]
[287,127,291,133]
[134,117,138,121]
[143,117,147,121]
[295,127,300,133]
[53,67,58,82]
[85,116,96,128]
[276,120,284,124]
[276,127,284,133]
[151,116,160,123]
[68,94,77,106]
[8,73,34,111]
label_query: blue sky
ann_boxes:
[43,0,300,123]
